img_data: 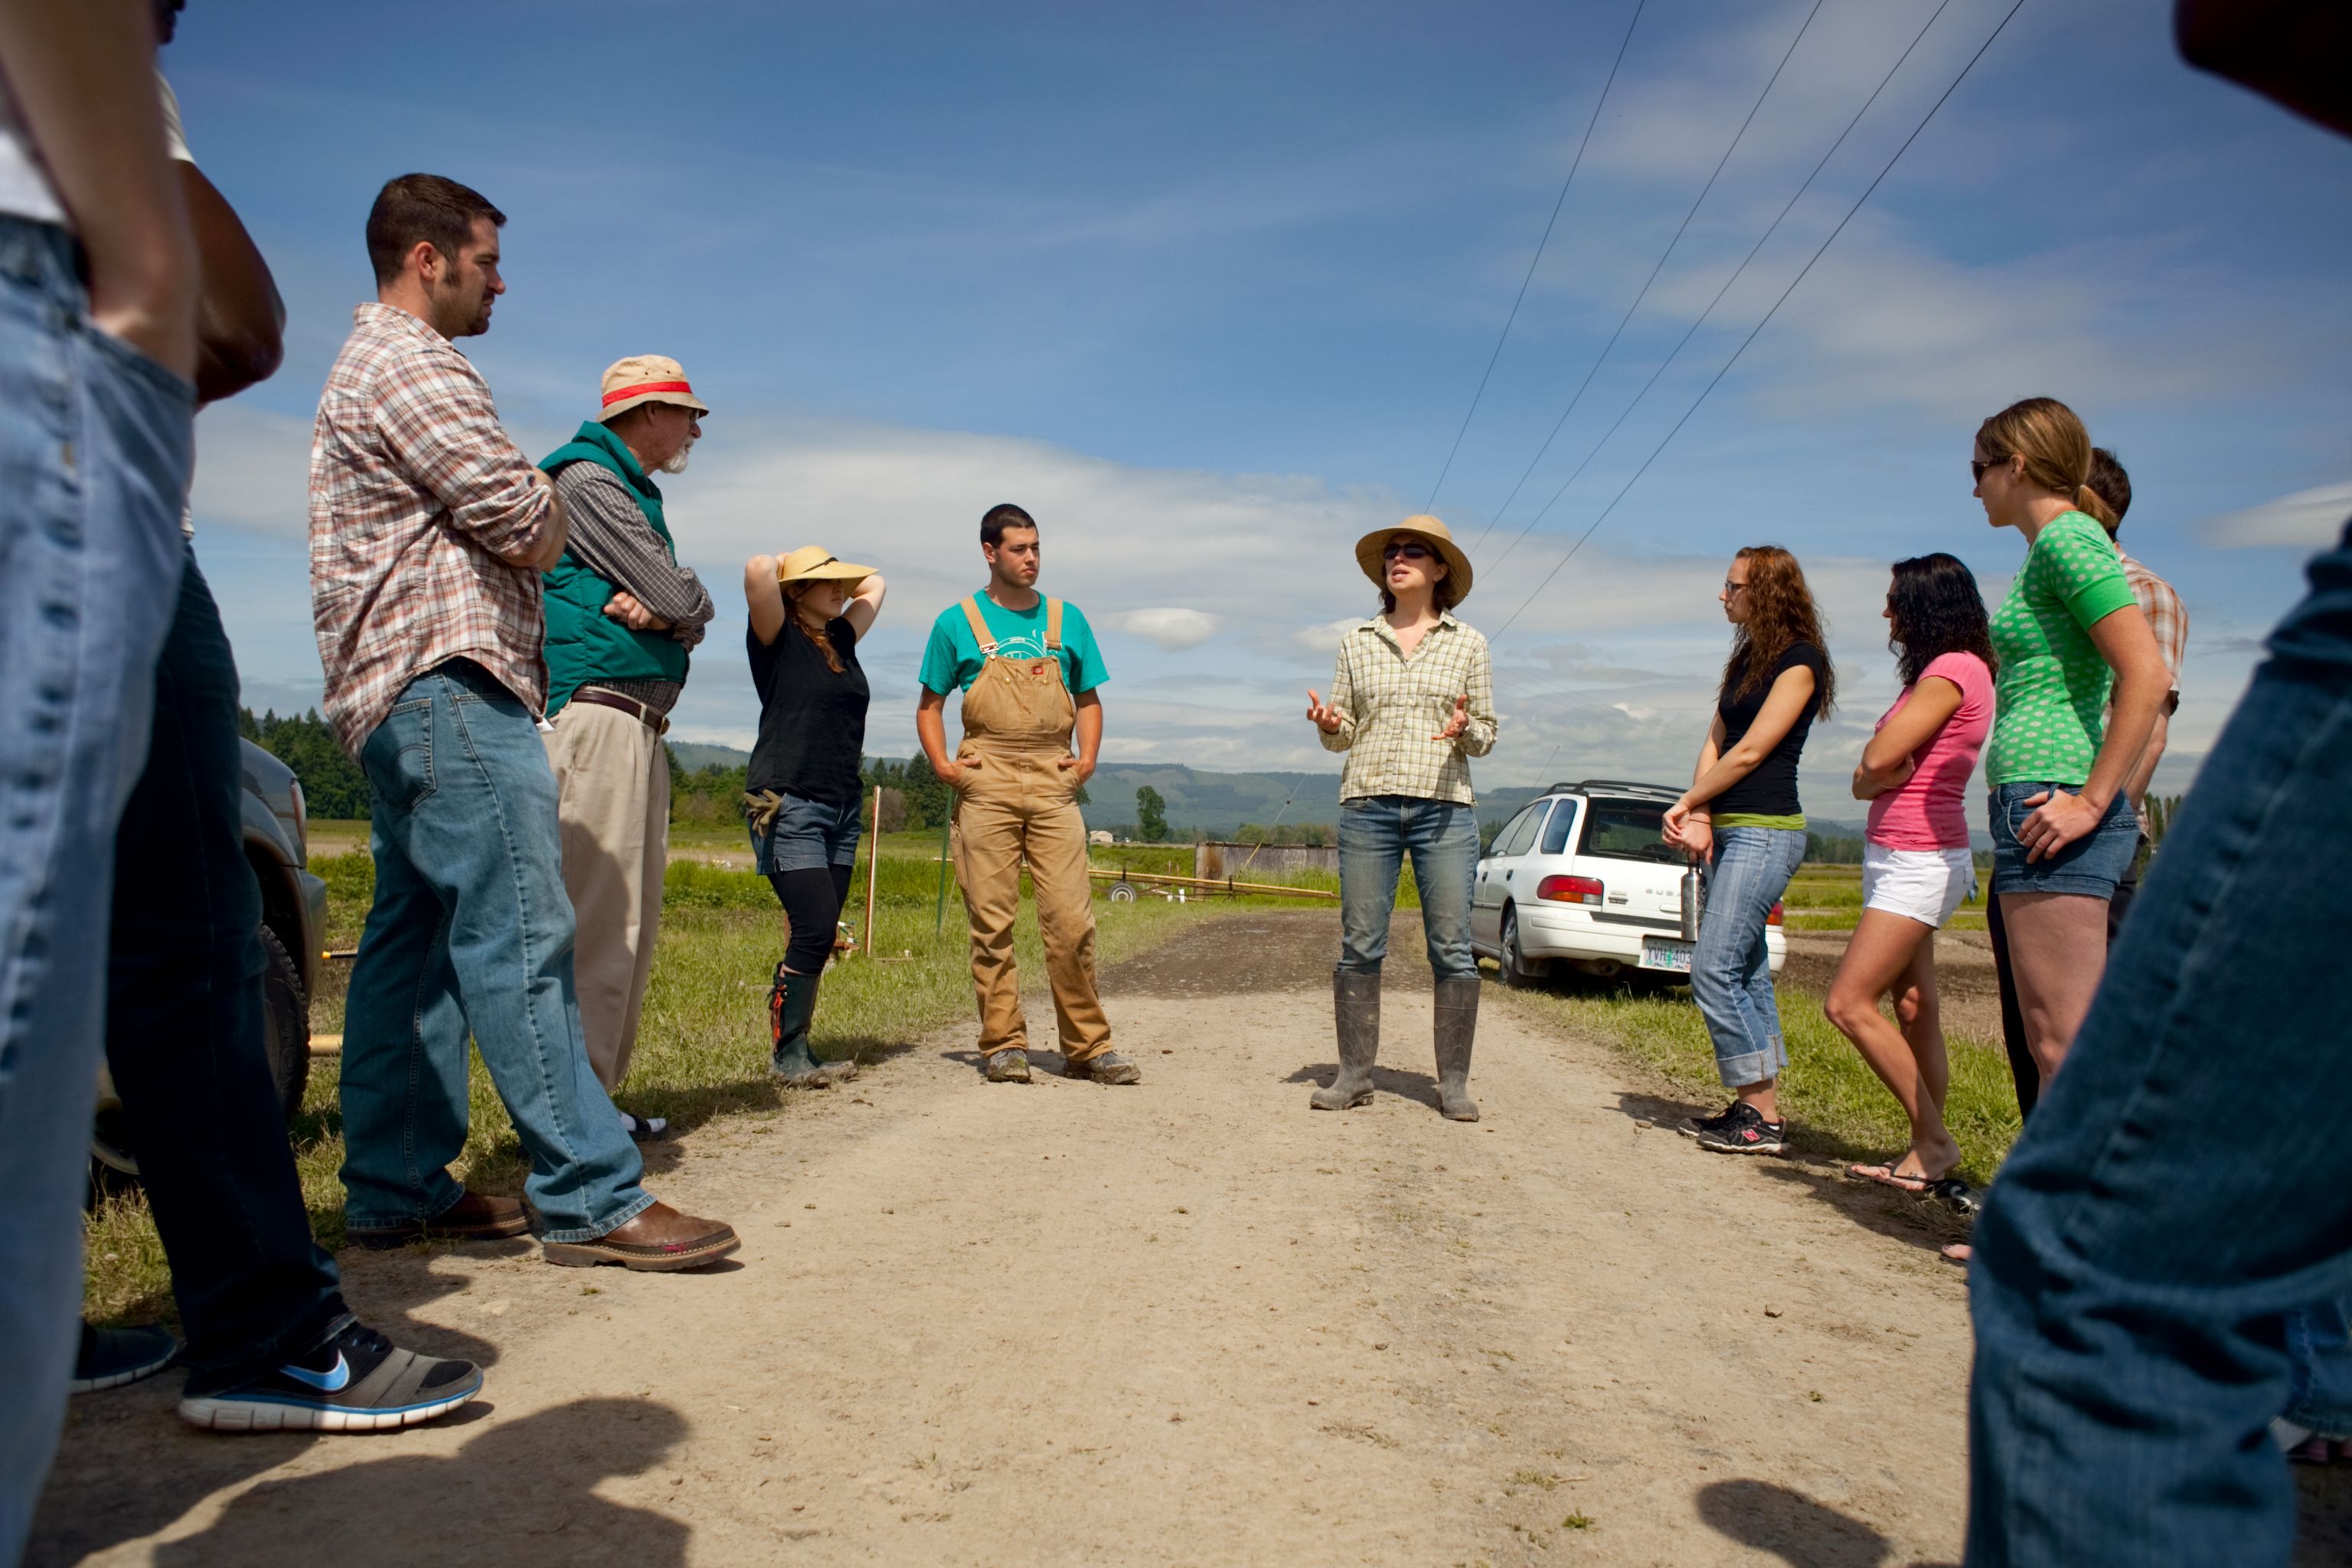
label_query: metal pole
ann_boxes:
[933,805,952,936]
[864,783,880,958]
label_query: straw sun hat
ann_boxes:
[594,354,710,423]
[775,546,876,591]
[1354,514,1473,605]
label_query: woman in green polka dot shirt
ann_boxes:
[1971,397,2169,1100]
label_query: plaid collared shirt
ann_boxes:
[309,303,557,756]
[1318,611,1498,804]
[2119,550,2187,708]
[2115,550,2187,836]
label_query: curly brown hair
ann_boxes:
[1722,544,1834,719]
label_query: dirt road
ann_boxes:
[32,912,2348,1565]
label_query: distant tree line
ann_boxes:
[239,707,372,819]
[664,753,1087,835]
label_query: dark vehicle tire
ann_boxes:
[1108,880,1138,903]
[1498,907,1539,989]
[256,924,312,1122]
[88,923,310,1194]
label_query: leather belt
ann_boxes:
[570,688,671,735]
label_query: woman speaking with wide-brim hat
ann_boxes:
[1304,515,1497,1120]
[743,546,887,1089]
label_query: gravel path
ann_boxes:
[31,911,2349,1565]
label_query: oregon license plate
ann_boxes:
[1640,938,1694,973]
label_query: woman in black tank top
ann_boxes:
[742,547,887,1089]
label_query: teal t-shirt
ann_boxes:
[918,594,1109,696]
[1986,510,2138,787]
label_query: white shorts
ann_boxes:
[1861,843,1978,928]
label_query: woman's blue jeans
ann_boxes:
[1967,518,2352,1566]
[1337,795,1478,982]
[1690,825,1806,1089]
[340,660,652,1243]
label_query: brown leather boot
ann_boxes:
[541,1201,741,1272]
[348,1189,531,1250]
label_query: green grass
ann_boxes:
[83,854,1210,1327]
[1494,966,2020,1189]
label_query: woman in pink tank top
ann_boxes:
[1827,554,1996,1199]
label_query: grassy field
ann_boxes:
[83,842,1214,1326]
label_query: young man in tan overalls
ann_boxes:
[915,505,1138,1085]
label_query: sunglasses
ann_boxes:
[1383,542,1433,561]
[1971,456,2003,483]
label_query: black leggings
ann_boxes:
[769,864,854,975]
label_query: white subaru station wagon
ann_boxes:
[1470,779,1786,988]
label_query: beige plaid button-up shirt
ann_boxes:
[1318,611,1498,804]
[309,303,557,756]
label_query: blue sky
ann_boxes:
[168,0,2351,814]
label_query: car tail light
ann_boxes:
[1537,874,1603,906]
[1767,900,1784,926]
[288,779,309,864]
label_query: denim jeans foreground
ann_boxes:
[1967,518,2352,1567]
[1690,825,1806,1089]
[0,217,193,1563]
[1337,794,1477,981]
[341,659,652,1243]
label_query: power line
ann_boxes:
[1466,0,1827,557]
[1422,0,1646,513]
[1478,0,1961,575]
[1490,0,2026,643]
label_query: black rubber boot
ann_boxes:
[767,965,831,1089]
[1312,970,1380,1110]
[1433,975,1480,1122]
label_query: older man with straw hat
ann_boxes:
[538,354,717,1140]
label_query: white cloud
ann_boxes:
[1292,617,1362,653]
[2199,482,2352,549]
[189,406,316,537]
[1109,607,1222,651]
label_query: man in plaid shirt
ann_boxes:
[309,174,736,1272]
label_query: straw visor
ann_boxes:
[1354,514,1472,605]
[775,546,876,592]
[595,354,710,423]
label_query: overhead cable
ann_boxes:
[1489,0,2027,643]
[1421,0,1647,513]
[1466,0,1827,557]
[1477,0,1960,577]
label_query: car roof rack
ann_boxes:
[1553,779,1681,799]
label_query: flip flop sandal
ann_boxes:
[1846,1160,1937,1194]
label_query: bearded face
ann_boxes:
[659,434,695,475]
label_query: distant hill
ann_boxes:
[659,742,1975,846]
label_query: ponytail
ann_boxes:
[2073,484,2117,530]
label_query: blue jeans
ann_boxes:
[1690,825,1806,1089]
[1988,779,2140,898]
[1337,795,1477,981]
[1967,518,2352,1566]
[341,660,652,1243]
[750,790,862,874]
[0,219,193,1563]
[2285,1302,2352,1440]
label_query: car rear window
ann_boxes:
[1579,800,1683,865]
